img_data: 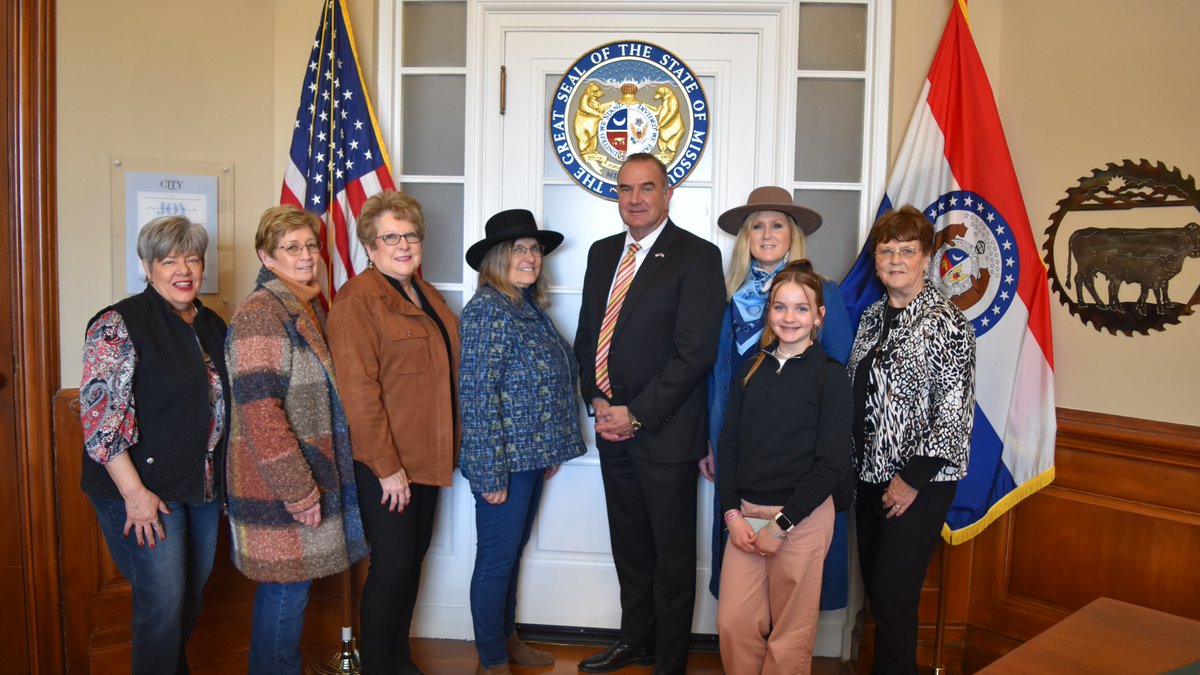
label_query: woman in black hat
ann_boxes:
[459,209,586,675]
[702,186,854,603]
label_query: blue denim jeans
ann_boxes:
[89,495,221,675]
[248,579,314,675]
[470,469,544,667]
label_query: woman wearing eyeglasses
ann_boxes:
[846,205,975,675]
[458,210,585,675]
[225,205,368,674]
[327,190,460,675]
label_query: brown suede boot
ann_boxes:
[506,632,555,667]
[476,662,512,675]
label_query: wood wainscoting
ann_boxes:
[962,408,1200,672]
[856,408,1199,674]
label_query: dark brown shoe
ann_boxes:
[506,632,554,667]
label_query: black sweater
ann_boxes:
[717,341,852,527]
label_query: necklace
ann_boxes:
[771,345,808,373]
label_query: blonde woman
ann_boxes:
[704,186,853,603]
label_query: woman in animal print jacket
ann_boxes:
[846,205,976,675]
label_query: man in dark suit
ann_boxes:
[574,153,725,674]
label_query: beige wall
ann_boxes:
[57,1,1198,426]
[998,0,1198,426]
[57,0,372,387]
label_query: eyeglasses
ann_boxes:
[875,246,921,260]
[376,231,422,246]
[509,244,545,257]
[277,241,323,256]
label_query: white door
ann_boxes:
[479,13,775,638]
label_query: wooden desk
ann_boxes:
[979,597,1200,674]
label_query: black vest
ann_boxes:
[80,288,230,503]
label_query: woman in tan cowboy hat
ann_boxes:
[702,186,854,604]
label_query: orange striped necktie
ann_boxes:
[595,242,641,397]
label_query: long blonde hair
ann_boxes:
[723,211,808,299]
[742,259,825,384]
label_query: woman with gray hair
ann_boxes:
[459,209,584,675]
[79,215,230,675]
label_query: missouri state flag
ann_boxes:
[281,0,395,292]
[840,0,1056,544]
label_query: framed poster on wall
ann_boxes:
[110,157,234,315]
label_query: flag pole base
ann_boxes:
[311,626,361,675]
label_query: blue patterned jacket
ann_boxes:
[458,286,586,493]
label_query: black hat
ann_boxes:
[465,209,565,271]
[717,186,822,236]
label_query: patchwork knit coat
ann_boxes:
[225,267,368,583]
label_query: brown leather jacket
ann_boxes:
[327,268,460,486]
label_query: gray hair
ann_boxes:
[136,216,209,264]
[477,242,550,309]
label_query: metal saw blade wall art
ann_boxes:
[1043,160,1200,336]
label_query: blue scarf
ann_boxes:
[730,256,788,355]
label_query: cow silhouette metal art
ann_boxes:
[1044,160,1200,335]
[1066,223,1200,314]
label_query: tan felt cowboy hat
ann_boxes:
[717,186,823,236]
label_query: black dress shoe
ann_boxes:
[577,642,655,673]
[395,657,424,675]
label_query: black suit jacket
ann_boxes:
[575,220,726,463]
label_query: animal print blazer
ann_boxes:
[847,283,976,484]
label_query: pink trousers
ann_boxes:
[717,496,835,675]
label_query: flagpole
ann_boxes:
[930,539,950,674]
[313,569,361,674]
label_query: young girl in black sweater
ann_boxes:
[716,260,852,675]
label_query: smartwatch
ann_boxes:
[774,511,795,532]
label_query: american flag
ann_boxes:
[281,0,395,292]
